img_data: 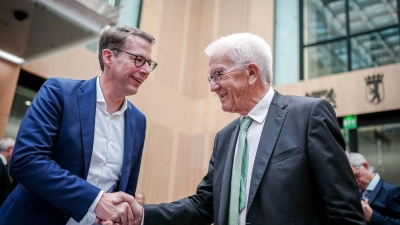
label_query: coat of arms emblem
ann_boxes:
[365,74,384,105]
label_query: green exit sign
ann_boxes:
[343,115,357,130]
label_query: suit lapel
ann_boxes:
[247,91,288,212]
[218,119,240,225]
[77,77,97,179]
[368,179,383,204]
[118,105,136,192]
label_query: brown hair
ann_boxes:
[98,25,156,71]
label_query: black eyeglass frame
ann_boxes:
[111,48,158,72]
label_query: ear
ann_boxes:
[362,162,370,170]
[247,63,261,84]
[102,49,114,68]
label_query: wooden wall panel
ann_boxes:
[0,59,20,139]
[136,121,174,203]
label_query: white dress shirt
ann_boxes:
[235,87,275,225]
[67,76,126,224]
[365,173,380,192]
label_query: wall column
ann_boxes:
[0,58,20,139]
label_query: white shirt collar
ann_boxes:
[0,154,7,166]
[366,173,380,192]
[241,87,274,123]
[96,76,128,114]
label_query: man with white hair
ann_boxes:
[114,32,365,225]
[346,152,400,224]
[0,137,15,207]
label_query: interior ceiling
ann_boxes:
[0,0,117,62]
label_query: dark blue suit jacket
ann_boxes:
[368,179,400,225]
[0,77,146,225]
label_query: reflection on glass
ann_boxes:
[6,86,37,139]
[304,0,347,44]
[358,123,400,186]
[349,0,398,34]
[351,28,400,70]
[304,40,348,79]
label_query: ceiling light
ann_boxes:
[0,50,25,64]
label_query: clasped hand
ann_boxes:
[94,191,143,225]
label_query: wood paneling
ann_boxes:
[0,58,20,139]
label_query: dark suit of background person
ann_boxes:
[123,33,365,225]
[347,152,400,224]
[0,137,15,207]
[0,25,157,225]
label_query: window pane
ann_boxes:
[304,40,348,79]
[358,123,400,186]
[349,0,398,34]
[351,28,400,70]
[304,0,347,44]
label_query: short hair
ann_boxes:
[98,25,156,71]
[346,152,367,168]
[204,33,273,84]
[0,137,15,152]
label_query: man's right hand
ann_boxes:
[112,193,143,225]
[93,192,134,225]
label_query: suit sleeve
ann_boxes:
[370,186,400,225]
[9,79,100,221]
[142,136,216,225]
[307,99,366,225]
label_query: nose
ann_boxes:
[210,81,220,92]
[139,63,151,76]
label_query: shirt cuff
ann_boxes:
[141,206,144,225]
[89,190,104,212]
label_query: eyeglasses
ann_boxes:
[111,48,157,72]
[207,64,247,84]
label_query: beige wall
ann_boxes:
[274,63,400,117]
[0,58,20,139]
[137,0,275,203]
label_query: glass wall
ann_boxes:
[358,123,400,185]
[274,0,300,85]
[302,0,399,80]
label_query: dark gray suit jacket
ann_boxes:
[144,91,366,225]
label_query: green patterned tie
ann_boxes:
[229,117,253,225]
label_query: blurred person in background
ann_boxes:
[0,137,15,207]
[346,152,400,224]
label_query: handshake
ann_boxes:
[94,192,143,225]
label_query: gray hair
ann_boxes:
[204,33,273,84]
[0,137,15,152]
[346,152,367,168]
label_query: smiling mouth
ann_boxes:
[133,77,142,83]
[220,93,227,99]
